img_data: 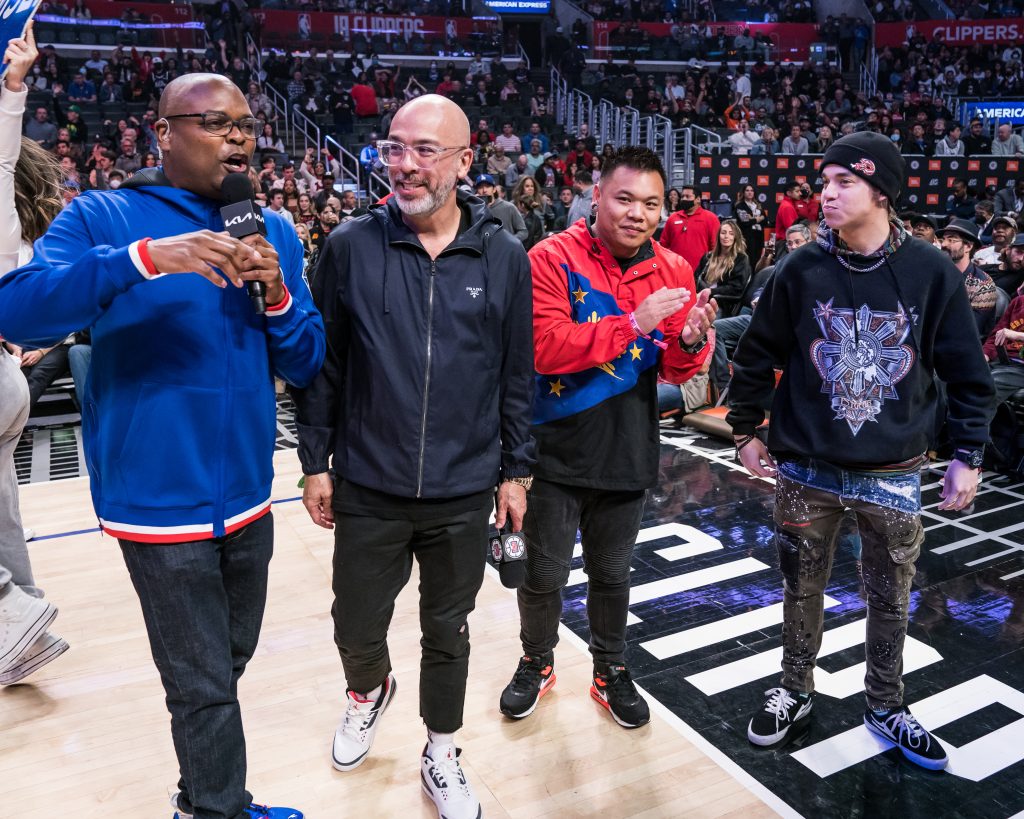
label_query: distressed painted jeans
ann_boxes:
[774,459,924,710]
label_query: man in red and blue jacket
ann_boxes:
[498,147,717,729]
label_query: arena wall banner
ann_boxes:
[252,10,499,49]
[83,1,196,24]
[875,18,1024,48]
[962,99,1024,125]
[693,153,1020,214]
[592,22,818,61]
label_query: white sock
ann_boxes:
[426,729,455,756]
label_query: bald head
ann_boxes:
[388,94,470,147]
[159,73,244,117]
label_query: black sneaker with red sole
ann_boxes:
[499,652,556,719]
[591,663,650,728]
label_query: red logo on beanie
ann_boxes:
[851,158,876,175]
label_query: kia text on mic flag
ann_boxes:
[0,0,43,79]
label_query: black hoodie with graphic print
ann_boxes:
[727,232,995,466]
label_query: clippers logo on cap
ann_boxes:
[851,158,876,175]
[503,533,526,560]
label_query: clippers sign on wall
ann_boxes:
[875,18,1024,48]
[253,9,498,49]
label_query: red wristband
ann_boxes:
[137,237,159,277]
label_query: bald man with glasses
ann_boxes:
[0,73,323,819]
[293,94,534,818]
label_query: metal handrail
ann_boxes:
[672,127,693,188]
[324,135,362,195]
[518,41,530,70]
[652,113,673,176]
[619,106,640,146]
[689,123,724,154]
[368,171,391,201]
[289,104,322,158]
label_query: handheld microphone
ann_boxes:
[489,524,528,589]
[220,172,267,314]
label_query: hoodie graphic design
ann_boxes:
[809,298,917,435]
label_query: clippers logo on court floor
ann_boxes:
[810,299,916,435]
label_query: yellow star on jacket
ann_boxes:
[549,379,565,397]
[572,286,588,304]
[629,344,643,361]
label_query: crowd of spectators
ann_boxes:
[876,38,1023,100]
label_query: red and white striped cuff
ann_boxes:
[100,499,272,543]
[128,238,161,280]
[265,285,292,317]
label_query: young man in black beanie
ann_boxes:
[727,131,995,769]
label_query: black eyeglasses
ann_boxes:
[163,111,258,139]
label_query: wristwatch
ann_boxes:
[679,334,708,355]
[953,448,984,470]
[505,475,534,491]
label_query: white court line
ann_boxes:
[554,613,803,819]
[642,597,839,661]
[627,557,770,606]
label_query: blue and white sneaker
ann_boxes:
[864,705,948,770]
[246,803,303,818]
[332,672,398,771]
[171,791,303,818]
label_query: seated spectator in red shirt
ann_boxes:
[566,139,593,170]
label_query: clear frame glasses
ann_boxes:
[377,139,468,168]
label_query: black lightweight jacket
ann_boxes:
[292,190,535,498]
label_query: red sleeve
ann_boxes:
[530,245,638,375]
[658,255,712,384]
[659,217,679,253]
[775,201,795,239]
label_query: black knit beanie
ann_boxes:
[820,131,905,207]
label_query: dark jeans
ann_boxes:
[774,469,923,710]
[119,513,274,819]
[709,314,751,392]
[24,345,70,412]
[332,504,490,733]
[518,479,646,666]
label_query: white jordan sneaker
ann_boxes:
[331,672,397,771]
[420,744,481,819]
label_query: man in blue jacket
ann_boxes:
[0,74,324,819]
[293,94,534,819]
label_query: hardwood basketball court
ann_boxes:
[2,449,780,819]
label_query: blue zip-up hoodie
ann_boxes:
[0,171,325,541]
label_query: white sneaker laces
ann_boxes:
[763,687,797,719]
[886,710,926,743]
[431,750,471,800]
[339,698,375,741]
